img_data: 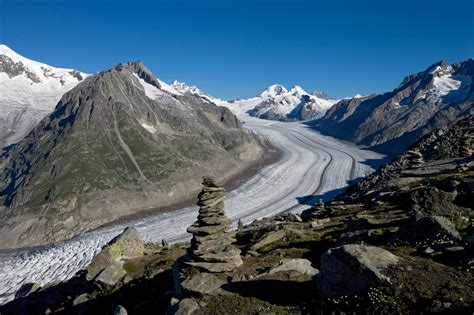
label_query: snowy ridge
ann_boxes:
[245,84,336,121]
[0,44,88,147]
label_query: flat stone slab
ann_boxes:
[251,229,286,251]
[186,255,243,273]
[267,258,319,277]
[181,272,226,296]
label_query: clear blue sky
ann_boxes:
[1,0,473,99]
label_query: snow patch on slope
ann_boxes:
[133,73,165,99]
[140,122,157,134]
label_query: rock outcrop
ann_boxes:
[185,177,243,272]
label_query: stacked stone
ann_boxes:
[460,134,472,157]
[310,199,329,219]
[185,176,243,272]
[406,149,424,167]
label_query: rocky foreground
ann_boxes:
[1,117,473,314]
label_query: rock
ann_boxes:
[302,199,329,221]
[181,272,226,296]
[162,239,170,249]
[444,246,464,253]
[267,258,319,277]
[174,298,200,315]
[286,213,303,222]
[95,264,127,287]
[250,229,286,251]
[185,177,242,272]
[390,216,461,245]
[424,247,435,255]
[406,149,424,167]
[72,293,90,306]
[318,244,400,298]
[114,305,128,315]
[408,187,468,218]
[15,282,41,299]
[237,219,244,230]
[86,226,144,281]
[335,231,366,246]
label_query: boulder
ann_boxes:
[171,298,199,315]
[72,293,90,306]
[86,226,144,282]
[318,244,400,298]
[267,258,319,277]
[390,216,461,245]
[95,264,127,287]
[114,305,128,315]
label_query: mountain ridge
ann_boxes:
[315,58,474,155]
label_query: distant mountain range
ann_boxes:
[170,81,337,121]
[0,60,262,248]
[0,45,87,148]
[315,59,474,155]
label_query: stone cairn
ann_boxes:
[310,199,329,219]
[185,176,243,272]
[406,149,424,167]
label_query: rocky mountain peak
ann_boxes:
[312,91,332,100]
[113,61,161,89]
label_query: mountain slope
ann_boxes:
[0,45,87,147]
[316,59,474,155]
[0,61,263,249]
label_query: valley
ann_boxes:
[0,114,384,304]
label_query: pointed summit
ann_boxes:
[258,84,289,98]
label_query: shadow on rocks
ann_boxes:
[222,279,316,306]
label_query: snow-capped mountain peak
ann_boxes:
[289,85,308,97]
[0,44,87,87]
[258,84,289,98]
[0,44,88,147]
[171,80,204,96]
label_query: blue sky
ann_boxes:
[1,0,473,99]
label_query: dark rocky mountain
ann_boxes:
[0,61,263,249]
[2,116,472,314]
[315,59,474,155]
